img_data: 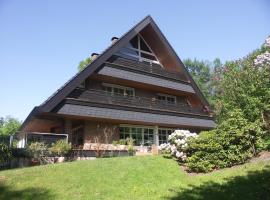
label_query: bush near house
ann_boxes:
[0,143,12,167]
[49,140,71,157]
[160,36,270,172]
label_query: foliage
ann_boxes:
[78,57,92,71]
[186,109,263,172]
[183,58,213,103]
[26,142,50,164]
[0,143,12,165]
[212,37,270,125]
[126,137,135,154]
[49,140,71,156]
[0,116,21,136]
[119,139,127,145]
[181,36,270,173]
[159,130,197,162]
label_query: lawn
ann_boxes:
[0,156,270,200]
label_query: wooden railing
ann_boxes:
[106,56,188,83]
[69,89,207,116]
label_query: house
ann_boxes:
[18,16,215,151]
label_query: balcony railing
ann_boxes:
[106,56,188,83]
[69,89,208,116]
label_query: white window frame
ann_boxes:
[158,128,174,145]
[119,124,155,146]
[157,93,177,105]
[102,83,135,97]
[125,34,162,66]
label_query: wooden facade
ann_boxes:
[19,16,215,150]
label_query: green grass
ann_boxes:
[0,156,270,200]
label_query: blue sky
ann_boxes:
[0,0,269,121]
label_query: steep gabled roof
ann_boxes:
[39,15,153,112]
[21,15,210,130]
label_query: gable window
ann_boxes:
[121,34,160,64]
[102,83,135,97]
[157,94,176,105]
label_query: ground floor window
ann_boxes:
[119,126,154,146]
[158,129,173,145]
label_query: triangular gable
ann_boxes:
[37,15,210,115]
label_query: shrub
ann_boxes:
[186,110,263,172]
[27,142,50,164]
[50,140,71,156]
[0,143,12,165]
[159,130,198,162]
[119,139,127,145]
[112,140,119,146]
[126,137,135,155]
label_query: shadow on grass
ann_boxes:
[167,165,270,200]
[0,184,55,200]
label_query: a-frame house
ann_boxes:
[18,16,215,151]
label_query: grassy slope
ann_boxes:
[0,156,270,200]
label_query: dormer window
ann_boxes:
[119,34,160,65]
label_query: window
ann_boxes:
[121,34,160,64]
[143,128,154,146]
[158,129,173,145]
[102,83,135,97]
[119,126,154,146]
[157,94,176,105]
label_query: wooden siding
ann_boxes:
[106,56,188,82]
[57,104,216,128]
[98,66,195,93]
[68,88,205,116]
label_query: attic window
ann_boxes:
[121,34,159,64]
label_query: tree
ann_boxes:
[78,57,92,71]
[0,116,21,135]
[183,58,217,105]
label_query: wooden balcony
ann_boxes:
[106,56,188,83]
[68,88,208,116]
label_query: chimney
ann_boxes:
[91,53,99,60]
[111,36,119,44]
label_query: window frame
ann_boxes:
[102,83,135,97]
[157,93,177,105]
[125,34,162,66]
[119,124,155,146]
[158,128,174,145]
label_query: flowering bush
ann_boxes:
[264,36,270,48]
[159,130,197,162]
[254,51,270,66]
